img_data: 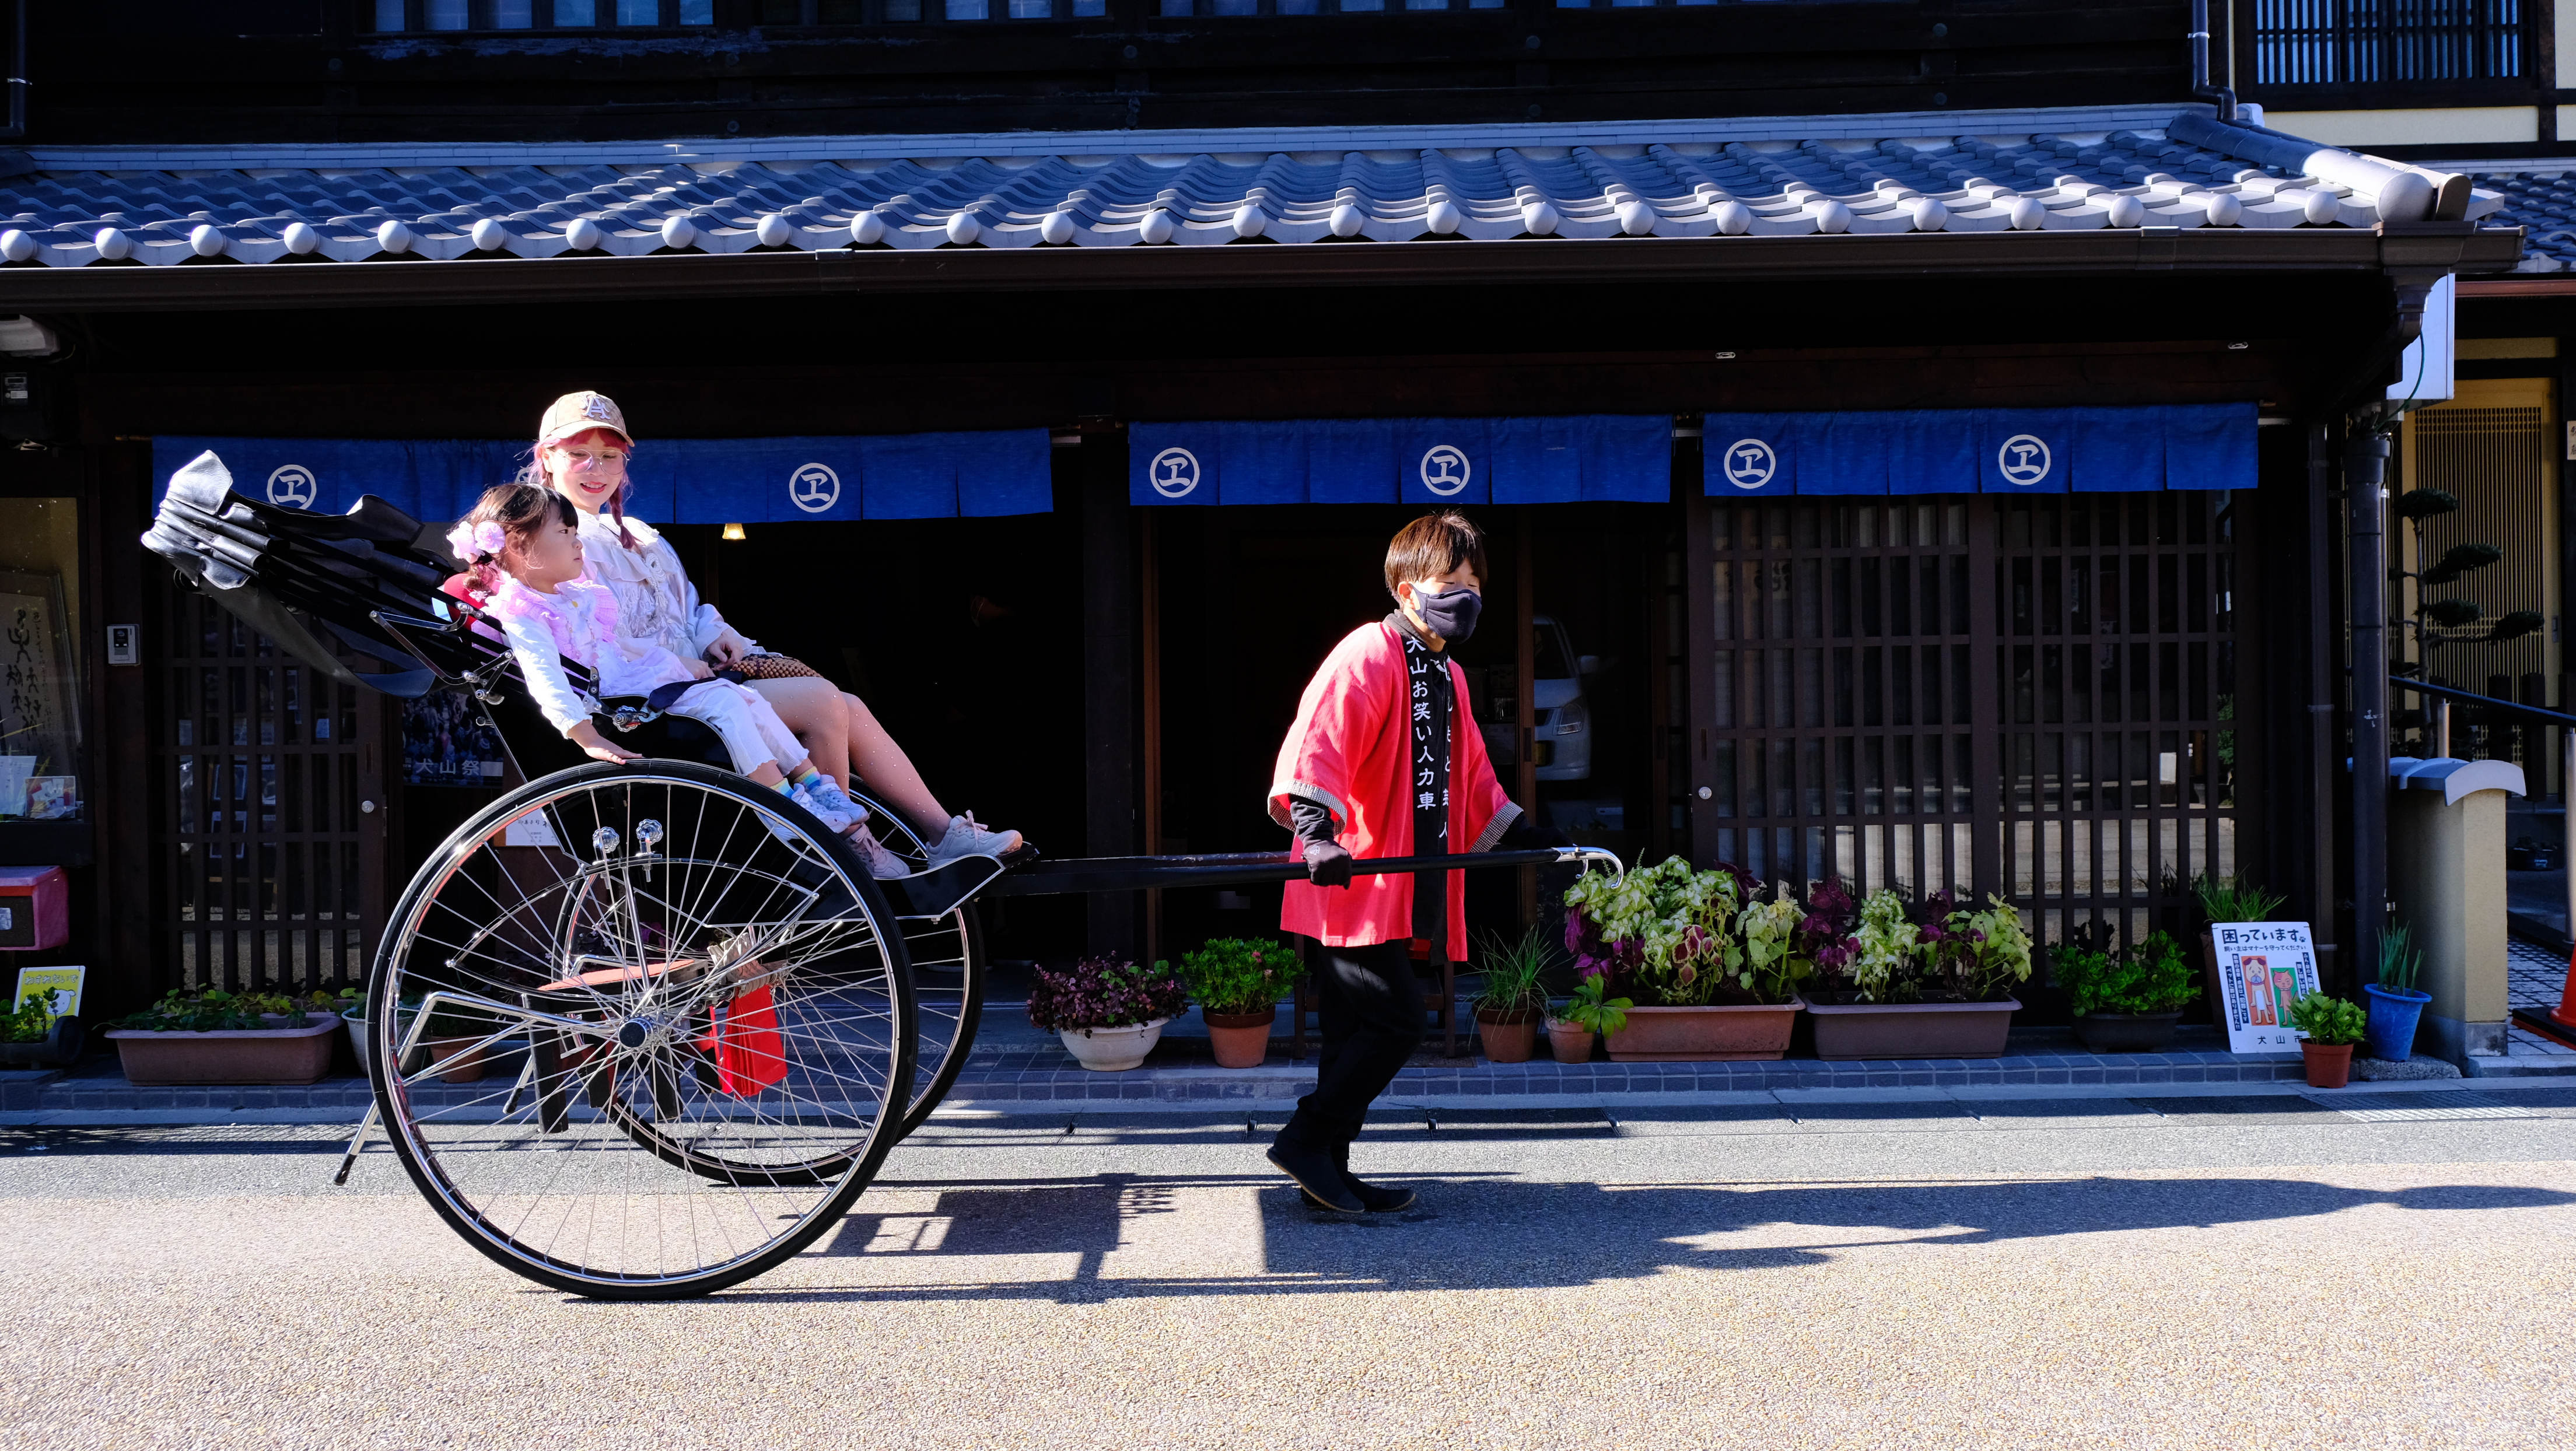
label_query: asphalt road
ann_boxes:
[6,1085,2576,1449]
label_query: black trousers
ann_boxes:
[1282,939,1422,1151]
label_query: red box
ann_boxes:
[0,867,69,951]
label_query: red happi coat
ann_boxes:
[1270,621,1520,961]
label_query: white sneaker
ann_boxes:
[848,826,912,881]
[788,781,854,833]
[925,812,1021,869]
[802,775,870,826]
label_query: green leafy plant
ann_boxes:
[2376,923,2424,995]
[118,987,274,1033]
[2053,929,2200,1017]
[2191,872,2285,925]
[1473,924,1556,1017]
[1172,937,1304,1018]
[1556,973,1631,1038]
[3,989,55,1044]
[1912,892,2034,1002]
[1562,855,1749,1005]
[2287,991,2368,1046]
[1850,889,1920,1003]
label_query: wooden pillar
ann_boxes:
[1515,510,1537,923]
[1081,439,1139,960]
[1140,511,1163,966]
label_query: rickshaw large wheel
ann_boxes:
[846,786,986,1140]
[368,759,915,1300]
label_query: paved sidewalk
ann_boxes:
[23,996,2573,1127]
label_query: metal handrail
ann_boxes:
[2393,676,2576,732]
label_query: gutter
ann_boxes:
[0,226,2525,313]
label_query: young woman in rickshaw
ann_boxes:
[522,390,1021,878]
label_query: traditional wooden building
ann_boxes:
[0,0,2533,1026]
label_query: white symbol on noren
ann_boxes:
[1722,439,1776,490]
[1149,447,1201,499]
[1997,434,2052,486]
[266,464,317,509]
[1419,444,1472,496]
[788,462,841,513]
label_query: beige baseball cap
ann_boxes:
[537,390,634,448]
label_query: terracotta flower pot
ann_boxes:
[1203,1010,1276,1069]
[1058,1018,1168,1072]
[1546,1021,1595,1063]
[104,1019,342,1087]
[1604,1003,1802,1061]
[2302,1040,2354,1089]
[1475,1008,1539,1064]
[1800,995,2022,1060]
[426,1036,491,1084]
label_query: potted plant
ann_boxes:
[2287,990,2366,1089]
[102,986,343,1086]
[1801,889,2031,1059]
[0,986,84,1070]
[1028,955,1187,1072]
[422,998,504,1084]
[2054,927,2200,1053]
[2192,871,2287,1011]
[1548,973,1630,1063]
[2362,924,2433,1063]
[1174,937,1303,1068]
[1564,856,1805,1060]
[1471,924,1554,1063]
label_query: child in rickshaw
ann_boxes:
[450,482,891,859]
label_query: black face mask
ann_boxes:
[1409,586,1482,645]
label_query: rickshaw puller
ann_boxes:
[1265,511,1564,1214]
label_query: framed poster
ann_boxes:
[2210,921,2323,1053]
[401,689,507,787]
[0,569,80,817]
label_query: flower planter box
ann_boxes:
[0,1015,85,1070]
[1604,1002,1802,1061]
[1799,995,2021,1060]
[2302,1040,2354,1089]
[1058,1018,1169,1073]
[2074,1010,2184,1054]
[104,1018,342,1086]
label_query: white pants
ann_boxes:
[669,679,803,779]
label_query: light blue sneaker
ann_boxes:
[788,781,855,835]
[801,774,870,826]
[925,812,1022,870]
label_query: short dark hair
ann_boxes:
[1384,512,1488,600]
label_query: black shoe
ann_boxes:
[1266,1139,1363,1213]
[1331,1140,1417,1213]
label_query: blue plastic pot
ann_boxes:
[2362,983,2432,1062]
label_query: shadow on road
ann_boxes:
[716,1170,2575,1304]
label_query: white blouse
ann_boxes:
[574,509,759,664]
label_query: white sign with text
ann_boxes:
[2210,921,2322,1053]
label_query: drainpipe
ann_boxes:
[2189,0,2237,122]
[2348,422,2392,986]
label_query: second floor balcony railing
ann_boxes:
[2252,0,2524,87]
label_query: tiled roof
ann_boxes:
[2444,170,2576,271]
[0,107,2511,268]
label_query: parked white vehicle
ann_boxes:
[1480,615,1600,781]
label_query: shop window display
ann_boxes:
[0,499,81,823]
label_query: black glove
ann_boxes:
[1304,839,1354,888]
[1497,812,1572,851]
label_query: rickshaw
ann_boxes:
[144,453,1616,1299]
